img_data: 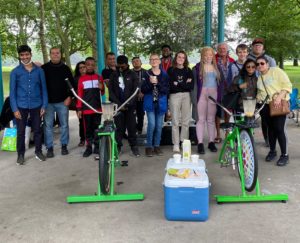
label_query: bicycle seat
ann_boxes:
[236,122,259,129]
[220,122,235,129]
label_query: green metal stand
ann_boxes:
[215,179,288,203]
[67,128,144,204]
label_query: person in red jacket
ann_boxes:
[77,57,104,157]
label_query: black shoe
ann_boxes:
[208,142,217,152]
[93,146,99,154]
[198,143,205,154]
[83,147,92,157]
[265,151,277,162]
[131,146,140,157]
[46,147,54,158]
[61,145,69,155]
[276,154,289,166]
[16,154,25,165]
[35,151,46,161]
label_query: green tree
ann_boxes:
[227,0,300,68]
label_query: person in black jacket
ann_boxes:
[108,55,140,157]
[41,47,75,158]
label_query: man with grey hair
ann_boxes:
[215,42,234,144]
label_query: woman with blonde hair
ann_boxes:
[192,47,220,154]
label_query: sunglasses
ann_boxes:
[246,65,256,69]
[256,62,266,66]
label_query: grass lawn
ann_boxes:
[1,64,300,97]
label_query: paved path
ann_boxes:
[0,113,299,242]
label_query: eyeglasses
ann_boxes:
[150,58,160,61]
[246,65,256,69]
[256,62,266,66]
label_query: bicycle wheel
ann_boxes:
[99,136,112,194]
[238,129,258,192]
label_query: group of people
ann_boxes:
[8,38,292,167]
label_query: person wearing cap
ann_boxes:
[248,38,276,67]
[10,45,48,165]
[248,37,276,147]
[108,55,140,157]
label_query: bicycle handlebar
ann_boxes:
[208,95,269,118]
[208,96,233,116]
[65,78,140,117]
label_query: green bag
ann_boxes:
[1,128,17,152]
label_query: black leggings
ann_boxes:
[260,105,288,155]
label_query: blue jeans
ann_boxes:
[44,102,69,148]
[146,103,164,148]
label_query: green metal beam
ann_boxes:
[95,0,105,74]
[0,35,4,110]
[218,0,225,43]
[204,0,212,46]
[109,0,117,55]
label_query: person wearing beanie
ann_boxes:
[108,55,140,157]
[248,38,276,147]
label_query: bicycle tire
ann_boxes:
[239,129,258,192]
[99,136,112,194]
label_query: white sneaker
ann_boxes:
[173,145,180,153]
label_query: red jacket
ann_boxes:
[76,73,104,115]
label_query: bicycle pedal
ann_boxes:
[121,160,128,166]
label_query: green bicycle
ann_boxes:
[65,79,144,203]
[208,96,288,204]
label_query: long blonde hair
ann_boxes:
[199,46,220,82]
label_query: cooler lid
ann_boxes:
[164,171,209,188]
[166,158,206,171]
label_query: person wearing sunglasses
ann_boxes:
[256,56,292,166]
[228,59,257,111]
[248,38,276,147]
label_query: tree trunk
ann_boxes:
[293,58,298,66]
[279,54,284,69]
[38,0,49,64]
[53,0,71,68]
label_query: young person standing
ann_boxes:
[77,57,104,157]
[167,51,194,153]
[10,45,48,165]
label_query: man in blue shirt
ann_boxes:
[10,45,48,165]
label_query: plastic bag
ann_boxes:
[1,127,17,152]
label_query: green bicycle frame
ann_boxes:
[215,119,288,203]
[67,123,144,203]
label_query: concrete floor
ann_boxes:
[0,113,299,243]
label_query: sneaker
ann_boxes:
[173,145,180,153]
[35,151,46,161]
[16,154,25,165]
[208,142,217,152]
[131,146,140,157]
[197,143,205,154]
[83,147,92,157]
[145,147,153,157]
[61,145,69,155]
[46,147,54,158]
[265,151,277,162]
[153,146,163,156]
[276,154,289,166]
[93,146,99,154]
